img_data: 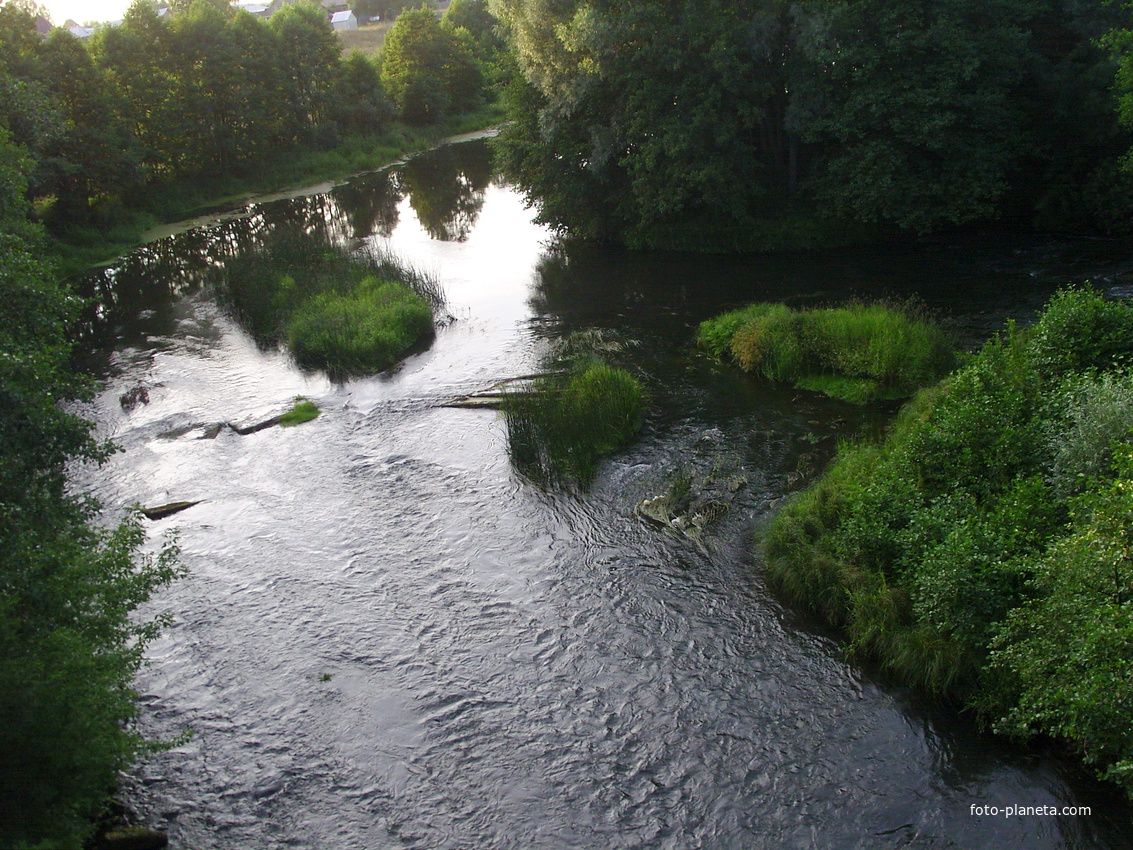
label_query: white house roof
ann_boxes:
[330,10,354,21]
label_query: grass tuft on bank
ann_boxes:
[762,286,1133,795]
[698,300,956,403]
[503,360,645,488]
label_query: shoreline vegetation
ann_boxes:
[697,301,957,404]
[53,107,504,278]
[762,287,1133,795]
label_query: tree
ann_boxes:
[270,1,342,143]
[335,50,394,135]
[491,0,1131,243]
[92,0,178,179]
[491,0,797,242]
[37,29,138,224]
[0,127,182,846]
[380,5,482,124]
[442,0,504,57]
[790,0,1041,232]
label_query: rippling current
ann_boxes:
[72,138,1133,848]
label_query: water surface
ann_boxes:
[75,140,1133,848]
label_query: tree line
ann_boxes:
[0,0,501,237]
[489,0,1133,247]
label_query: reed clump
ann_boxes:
[698,300,955,403]
[503,361,644,488]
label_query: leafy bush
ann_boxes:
[504,361,644,487]
[989,446,1133,791]
[699,300,955,402]
[762,286,1133,790]
[1044,371,1133,498]
[1026,286,1133,376]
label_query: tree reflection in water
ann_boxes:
[398,142,493,241]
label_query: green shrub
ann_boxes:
[1044,371,1133,498]
[1026,287,1133,377]
[699,300,955,402]
[504,361,644,487]
[989,446,1133,791]
[762,286,1133,792]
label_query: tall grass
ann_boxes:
[288,279,434,374]
[503,361,645,488]
[698,300,955,402]
[217,228,441,378]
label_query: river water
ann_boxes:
[74,139,1133,848]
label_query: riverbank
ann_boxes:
[50,105,504,279]
[761,287,1133,797]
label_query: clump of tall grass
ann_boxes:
[698,300,955,403]
[287,279,433,374]
[503,360,645,488]
[217,227,441,377]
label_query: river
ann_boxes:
[73,139,1133,848]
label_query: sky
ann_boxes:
[41,0,135,25]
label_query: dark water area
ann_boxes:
[72,139,1133,848]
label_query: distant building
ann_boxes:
[63,19,94,39]
[34,15,51,36]
[330,9,358,30]
[233,1,271,15]
[233,0,271,15]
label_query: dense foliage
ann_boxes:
[504,360,644,487]
[0,125,182,846]
[217,228,440,378]
[698,301,956,403]
[763,288,1133,792]
[490,0,1133,246]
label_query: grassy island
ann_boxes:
[763,287,1133,795]
[698,301,956,403]
[219,230,442,379]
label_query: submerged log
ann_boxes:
[141,501,201,520]
[442,372,567,410]
[228,415,282,435]
[96,827,169,850]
